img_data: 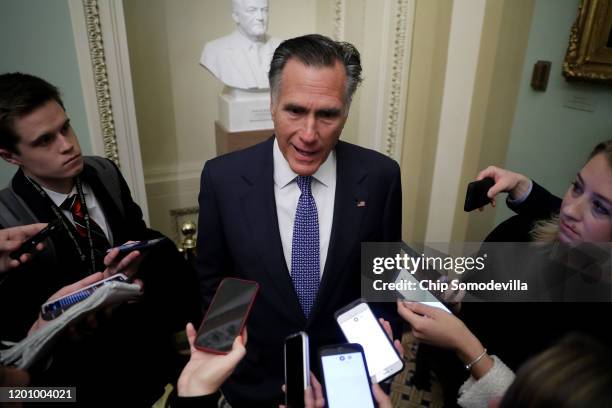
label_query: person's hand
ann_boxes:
[102,244,142,279]
[397,300,472,350]
[372,383,392,408]
[28,272,143,338]
[28,272,105,335]
[0,223,47,273]
[379,318,404,359]
[280,372,325,408]
[476,166,531,208]
[0,365,30,387]
[177,323,247,397]
[397,300,493,378]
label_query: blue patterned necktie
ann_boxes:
[291,176,320,319]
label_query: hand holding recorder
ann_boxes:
[1,223,49,272]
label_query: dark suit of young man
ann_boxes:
[0,73,200,405]
[196,35,402,406]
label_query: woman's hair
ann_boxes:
[530,140,612,242]
[499,333,612,408]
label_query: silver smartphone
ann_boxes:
[335,299,404,383]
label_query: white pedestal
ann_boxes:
[218,88,273,132]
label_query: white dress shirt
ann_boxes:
[43,183,114,245]
[273,138,336,278]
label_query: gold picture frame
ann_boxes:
[563,0,612,84]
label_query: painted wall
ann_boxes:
[0,0,92,188]
[123,0,319,237]
[495,0,612,224]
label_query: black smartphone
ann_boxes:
[106,237,167,254]
[319,343,376,408]
[9,220,61,260]
[335,299,404,383]
[464,177,495,212]
[195,277,259,354]
[40,273,129,320]
[284,331,310,408]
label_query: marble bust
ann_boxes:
[200,0,281,90]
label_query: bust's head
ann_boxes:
[232,0,269,41]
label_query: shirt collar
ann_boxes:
[43,183,96,209]
[273,138,335,189]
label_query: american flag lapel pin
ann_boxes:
[356,200,366,207]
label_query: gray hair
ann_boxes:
[268,34,363,110]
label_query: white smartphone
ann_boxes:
[319,343,376,408]
[284,331,310,408]
[395,268,451,313]
[335,299,404,383]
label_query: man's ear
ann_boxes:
[232,11,239,25]
[0,148,22,166]
[269,100,276,121]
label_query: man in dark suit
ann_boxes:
[196,34,402,406]
[0,73,200,405]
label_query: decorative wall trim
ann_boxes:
[332,0,346,41]
[81,0,120,166]
[353,0,415,163]
[70,0,150,222]
[384,0,411,158]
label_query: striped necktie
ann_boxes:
[61,194,110,270]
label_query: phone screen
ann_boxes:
[321,349,375,408]
[336,302,403,382]
[195,278,258,353]
[41,273,129,320]
[285,332,309,408]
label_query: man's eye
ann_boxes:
[38,135,53,146]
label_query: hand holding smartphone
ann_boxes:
[9,220,61,260]
[335,299,403,383]
[284,332,310,408]
[195,278,259,354]
[319,343,376,408]
[464,177,495,212]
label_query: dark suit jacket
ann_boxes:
[196,137,402,406]
[0,158,200,406]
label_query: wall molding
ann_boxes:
[69,0,149,222]
[332,0,346,40]
[353,0,415,163]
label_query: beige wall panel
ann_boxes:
[124,0,318,235]
[401,0,453,243]
[453,0,535,243]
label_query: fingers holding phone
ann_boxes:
[1,223,49,272]
[177,322,247,397]
[475,166,532,204]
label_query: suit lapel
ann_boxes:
[311,142,368,319]
[241,138,306,325]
